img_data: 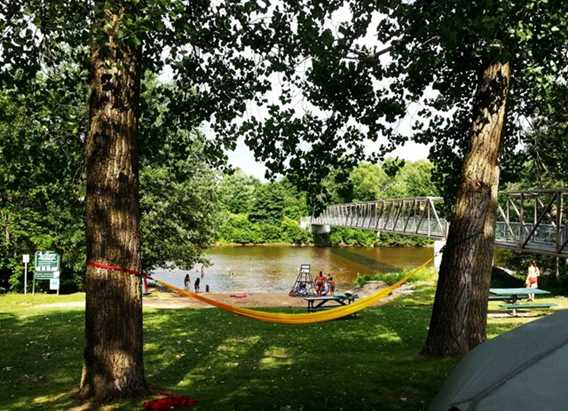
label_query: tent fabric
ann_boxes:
[154,258,432,325]
[429,309,568,411]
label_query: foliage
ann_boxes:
[354,268,435,287]
[281,216,313,245]
[330,228,378,247]
[216,174,312,245]
[249,183,289,224]
[325,160,439,204]
[0,70,86,292]
[508,83,568,189]
[228,0,568,210]
[139,137,218,271]
[0,77,219,290]
[217,160,437,246]
[217,213,261,245]
[217,170,260,215]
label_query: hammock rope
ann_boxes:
[153,258,433,325]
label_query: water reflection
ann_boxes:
[153,246,433,293]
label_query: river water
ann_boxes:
[153,246,433,293]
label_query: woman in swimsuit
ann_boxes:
[525,260,540,301]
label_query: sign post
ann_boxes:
[23,254,30,295]
[33,251,61,295]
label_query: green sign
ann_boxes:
[34,251,60,280]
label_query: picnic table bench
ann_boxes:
[490,288,554,315]
[488,295,513,301]
[304,292,358,312]
[499,303,557,315]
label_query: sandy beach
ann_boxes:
[141,280,414,309]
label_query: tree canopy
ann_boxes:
[0,75,218,291]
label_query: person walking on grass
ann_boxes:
[525,260,540,301]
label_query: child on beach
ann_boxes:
[327,275,336,296]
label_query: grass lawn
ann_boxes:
[1,285,565,411]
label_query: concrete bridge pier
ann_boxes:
[311,224,331,235]
[309,224,331,246]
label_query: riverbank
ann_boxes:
[214,241,435,248]
[28,281,414,311]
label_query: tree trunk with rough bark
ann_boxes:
[421,61,511,357]
[79,3,147,401]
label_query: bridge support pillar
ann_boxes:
[311,224,331,235]
[434,240,445,273]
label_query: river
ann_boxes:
[153,246,434,293]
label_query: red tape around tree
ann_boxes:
[87,260,150,278]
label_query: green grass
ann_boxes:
[354,268,435,287]
[0,285,552,411]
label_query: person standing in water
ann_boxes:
[184,274,191,290]
[315,271,325,295]
[327,274,336,296]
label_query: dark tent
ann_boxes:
[430,310,568,411]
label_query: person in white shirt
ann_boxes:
[525,261,540,301]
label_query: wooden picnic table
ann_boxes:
[304,292,358,312]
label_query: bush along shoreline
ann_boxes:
[217,218,433,248]
[354,267,436,287]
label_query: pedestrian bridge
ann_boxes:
[302,189,568,257]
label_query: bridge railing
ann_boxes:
[495,189,568,256]
[306,189,568,257]
[310,197,448,239]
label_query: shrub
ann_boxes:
[354,267,435,287]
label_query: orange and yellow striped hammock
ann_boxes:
[154,258,432,325]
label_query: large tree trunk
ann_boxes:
[79,3,147,401]
[421,61,511,357]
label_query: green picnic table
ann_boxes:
[304,292,358,312]
[489,288,550,303]
[489,288,555,315]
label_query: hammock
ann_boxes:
[154,258,433,325]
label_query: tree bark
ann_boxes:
[421,61,511,356]
[79,3,147,401]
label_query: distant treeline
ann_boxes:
[216,160,438,247]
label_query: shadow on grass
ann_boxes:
[1,291,456,411]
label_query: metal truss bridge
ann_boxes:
[304,189,568,257]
